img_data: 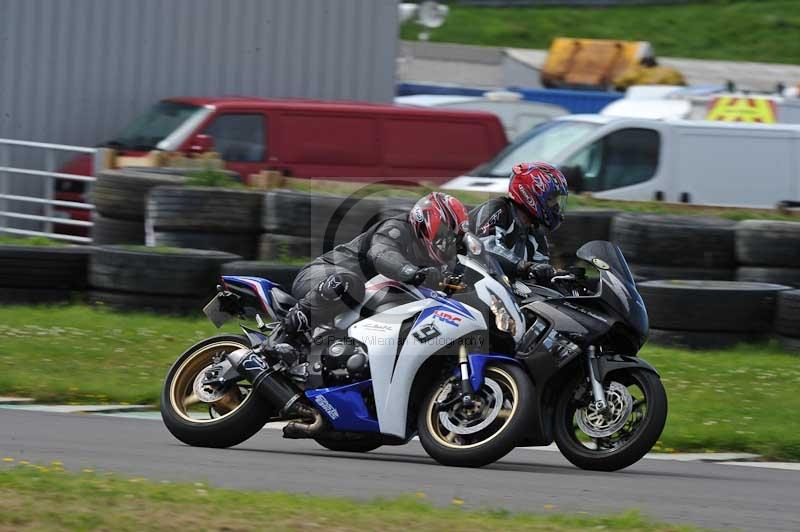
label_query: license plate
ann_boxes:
[203,295,234,328]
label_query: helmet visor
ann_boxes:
[431,223,458,262]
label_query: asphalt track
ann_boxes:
[1,409,798,531]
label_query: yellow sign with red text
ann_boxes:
[706,97,777,123]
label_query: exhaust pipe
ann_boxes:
[283,404,325,439]
[226,348,301,416]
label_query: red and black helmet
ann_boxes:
[508,162,569,231]
[409,192,469,264]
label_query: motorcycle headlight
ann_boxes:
[490,294,517,336]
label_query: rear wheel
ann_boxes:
[160,335,274,448]
[417,363,535,468]
[554,368,667,472]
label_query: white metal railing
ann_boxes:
[0,139,105,244]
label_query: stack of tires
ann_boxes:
[0,244,90,304]
[549,209,618,266]
[91,169,185,245]
[88,246,240,314]
[147,186,263,259]
[735,220,800,288]
[639,280,789,349]
[610,214,737,282]
[259,190,386,261]
[774,290,800,353]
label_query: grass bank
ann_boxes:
[400,1,800,65]
[0,465,697,531]
[0,305,798,460]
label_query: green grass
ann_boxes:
[0,235,68,247]
[184,169,244,188]
[401,1,800,64]
[0,304,798,460]
[279,177,800,221]
[0,466,698,532]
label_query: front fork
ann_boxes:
[458,345,475,406]
[586,346,608,411]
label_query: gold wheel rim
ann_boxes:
[169,340,252,424]
[427,366,519,450]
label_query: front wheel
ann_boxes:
[160,334,275,448]
[554,368,667,472]
[417,362,535,468]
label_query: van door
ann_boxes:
[562,126,665,200]
[199,112,269,181]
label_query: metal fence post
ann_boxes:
[44,150,56,234]
[0,145,7,231]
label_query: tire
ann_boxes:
[776,335,800,354]
[315,437,382,453]
[89,246,241,297]
[648,328,760,350]
[221,261,302,291]
[554,368,666,472]
[160,334,274,448]
[610,213,736,268]
[775,289,800,337]
[736,267,800,288]
[638,280,789,332]
[258,234,323,261]
[0,287,76,305]
[736,220,800,267]
[550,209,618,260]
[92,169,186,221]
[153,231,259,260]
[147,186,263,232]
[87,290,206,315]
[417,362,535,468]
[91,215,144,245]
[630,263,734,282]
[0,245,90,289]
[262,190,385,241]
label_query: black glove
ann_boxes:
[517,261,556,284]
[412,266,444,288]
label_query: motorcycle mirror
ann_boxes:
[463,233,483,256]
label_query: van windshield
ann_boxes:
[478,120,600,177]
[105,101,202,151]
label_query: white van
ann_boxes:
[442,114,800,208]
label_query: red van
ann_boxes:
[63,97,507,181]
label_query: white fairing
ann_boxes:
[347,260,522,438]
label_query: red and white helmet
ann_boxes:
[508,162,569,230]
[409,192,469,264]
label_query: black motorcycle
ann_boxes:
[501,240,667,471]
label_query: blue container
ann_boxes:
[508,87,622,114]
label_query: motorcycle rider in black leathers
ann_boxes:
[469,162,569,285]
[278,192,469,346]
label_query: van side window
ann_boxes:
[203,114,265,162]
[564,128,660,191]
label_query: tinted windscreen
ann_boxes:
[108,101,201,150]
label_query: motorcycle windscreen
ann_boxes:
[576,240,649,340]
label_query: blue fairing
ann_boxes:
[305,380,380,433]
[464,354,520,391]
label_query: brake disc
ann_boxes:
[576,381,633,438]
[439,378,504,435]
[193,368,228,403]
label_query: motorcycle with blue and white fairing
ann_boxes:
[161,235,667,470]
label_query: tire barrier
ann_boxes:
[0,245,91,303]
[550,209,618,263]
[260,190,386,259]
[639,280,790,349]
[647,329,760,351]
[736,220,800,268]
[630,264,735,283]
[147,186,263,259]
[86,290,208,315]
[220,261,302,291]
[88,246,240,313]
[91,214,145,245]
[736,266,800,288]
[93,169,186,221]
[775,290,800,354]
[611,214,737,270]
